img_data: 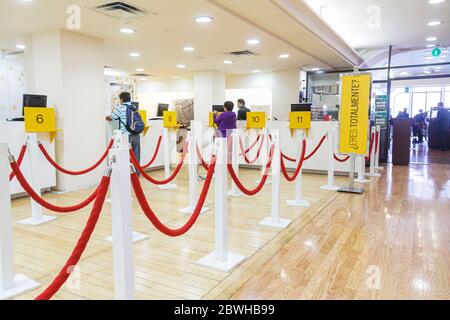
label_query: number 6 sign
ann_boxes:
[24,107,56,133]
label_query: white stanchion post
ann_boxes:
[17,133,57,226]
[349,155,356,179]
[320,127,340,191]
[196,137,245,272]
[228,129,244,197]
[179,127,209,214]
[159,127,177,190]
[108,133,135,300]
[287,130,310,207]
[260,130,291,228]
[366,127,380,177]
[355,154,371,183]
[375,125,383,171]
[106,131,148,243]
[0,143,39,300]
[255,128,272,185]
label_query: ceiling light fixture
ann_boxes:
[311,67,321,71]
[426,44,438,48]
[224,60,233,64]
[177,64,186,69]
[16,44,26,50]
[136,68,144,72]
[130,52,140,57]
[195,16,213,23]
[252,70,261,73]
[279,54,290,59]
[399,71,410,76]
[424,70,431,74]
[247,39,260,45]
[429,0,446,4]
[120,28,136,34]
[427,21,442,26]
[426,37,437,41]
[140,77,147,81]
[183,46,195,52]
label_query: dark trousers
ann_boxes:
[439,129,448,150]
[129,134,141,170]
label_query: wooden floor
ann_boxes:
[9,161,450,300]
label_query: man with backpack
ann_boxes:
[106,92,145,166]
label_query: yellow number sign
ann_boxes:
[289,111,311,129]
[339,73,371,155]
[24,107,56,133]
[163,111,178,128]
[139,110,150,135]
[246,112,266,129]
[209,112,222,128]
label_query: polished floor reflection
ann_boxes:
[232,163,450,300]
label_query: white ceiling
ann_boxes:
[0,0,359,79]
[304,0,450,50]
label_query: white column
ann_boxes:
[158,127,177,190]
[196,138,245,272]
[0,143,39,300]
[287,130,310,207]
[228,129,244,197]
[260,130,291,229]
[109,133,135,300]
[366,126,380,177]
[179,125,209,214]
[193,71,226,125]
[320,127,340,191]
[17,133,57,226]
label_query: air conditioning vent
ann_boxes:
[92,1,155,21]
[224,50,260,57]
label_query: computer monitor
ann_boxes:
[212,105,225,112]
[157,103,169,117]
[291,103,312,112]
[23,94,47,115]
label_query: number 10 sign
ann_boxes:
[246,112,266,129]
[24,107,56,133]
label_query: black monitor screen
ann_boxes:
[157,103,169,117]
[23,94,47,115]
[291,103,312,112]
[212,105,225,112]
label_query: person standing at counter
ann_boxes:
[213,101,237,138]
[106,92,143,164]
[237,99,251,121]
[413,109,426,144]
[436,102,449,151]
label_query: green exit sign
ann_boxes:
[432,48,442,57]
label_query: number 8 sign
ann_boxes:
[163,111,178,128]
[24,107,56,133]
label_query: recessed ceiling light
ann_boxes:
[16,44,26,50]
[426,37,437,41]
[316,70,325,74]
[136,68,145,72]
[177,64,186,69]
[279,54,290,59]
[195,16,213,23]
[130,52,140,57]
[224,60,233,64]
[173,76,179,79]
[426,44,438,47]
[247,39,260,45]
[427,21,442,26]
[429,0,446,4]
[120,28,136,34]
[252,70,261,73]
[183,46,195,52]
[424,70,432,74]
[140,77,147,81]
[311,67,321,71]
[399,71,410,76]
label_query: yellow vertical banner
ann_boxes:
[139,110,150,135]
[339,73,371,155]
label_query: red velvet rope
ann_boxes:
[34,176,110,300]
[239,134,261,156]
[131,156,216,237]
[281,152,296,162]
[10,160,104,213]
[365,132,375,160]
[141,135,162,169]
[304,134,327,161]
[9,144,27,181]
[333,154,350,162]
[196,143,210,171]
[280,139,307,182]
[375,130,380,155]
[227,144,274,196]
[130,143,187,185]
[38,139,114,175]
[240,135,265,164]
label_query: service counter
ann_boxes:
[140,120,165,169]
[0,121,56,196]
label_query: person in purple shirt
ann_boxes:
[213,101,237,138]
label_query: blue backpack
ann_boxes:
[119,104,145,135]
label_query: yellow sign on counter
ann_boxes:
[246,112,266,129]
[209,112,222,128]
[139,110,150,135]
[339,73,371,155]
[24,107,56,133]
[289,111,311,129]
[163,111,178,128]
